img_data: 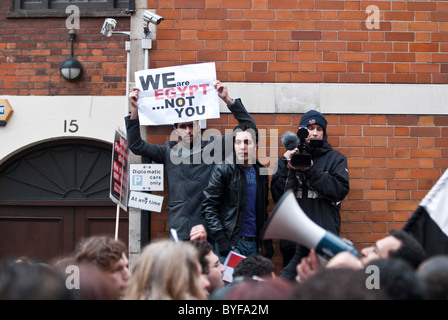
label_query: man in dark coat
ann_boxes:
[125,81,255,241]
[202,122,269,260]
[271,110,350,280]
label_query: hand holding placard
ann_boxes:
[135,62,220,126]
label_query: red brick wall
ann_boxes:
[1,0,447,272]
[0,2,129,95]
[151,0,448,83]
[2,1,447,92]
[146,113,448,272]
[141,0,448,270]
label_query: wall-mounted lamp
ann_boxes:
[60,29,82,82]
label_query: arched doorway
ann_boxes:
[0,139,128,263]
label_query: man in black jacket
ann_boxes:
[271,110,350,280]
[126,81,255,241]
[202,122,269,260]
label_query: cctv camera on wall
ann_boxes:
[101,18,117,37]
[142,11,164,26]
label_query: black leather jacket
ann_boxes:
[202,161,269,252]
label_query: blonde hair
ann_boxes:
[124,240,205,300]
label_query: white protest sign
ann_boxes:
[135,62,220,126]
[130,164,164,191]
[222,251,246,283]
[128,191,164,213]
[170,228,179,242]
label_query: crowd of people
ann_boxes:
[1,233,448,300]
[1,81,446,300]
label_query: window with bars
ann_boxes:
[9,0,132,18]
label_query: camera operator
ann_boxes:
[271,110,350,280]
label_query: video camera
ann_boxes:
[281,127,324,167]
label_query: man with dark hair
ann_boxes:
[331,229,425,270]
[202,122,269,260]
[296,229,426,283]
[385,229,426,269]
[233,255,275,281]
[126,81,255,241]
[190,240,225,295]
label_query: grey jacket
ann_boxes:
[125,98,255,240]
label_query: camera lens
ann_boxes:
[297,127,309,139]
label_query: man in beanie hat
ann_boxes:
[299,110,328,137]
[271,109,350,280]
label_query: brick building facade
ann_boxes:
[1,0,447,271]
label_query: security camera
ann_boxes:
[101,18,117,37]
[142,11,164,26]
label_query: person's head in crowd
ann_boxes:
[52,257,120,300]
[366,258,423,300]
[225,278,294,300]
[75,263,120,300]
[291,268,384,300]
[124,240,209,300]
[359,229,425,269]
[75,235,130,298]
[297,231,426,284]
[326,229,426,272]
[13,256,34,264]
[417,255,448,300]
[191,240,225,295]
[233,255,275,282]
[52,255,76,271]
[0,261,75,300]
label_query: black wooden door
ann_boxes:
[0,139,129,263]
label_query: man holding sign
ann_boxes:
[126,72,255,241]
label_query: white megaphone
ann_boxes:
[262,189,359,259]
